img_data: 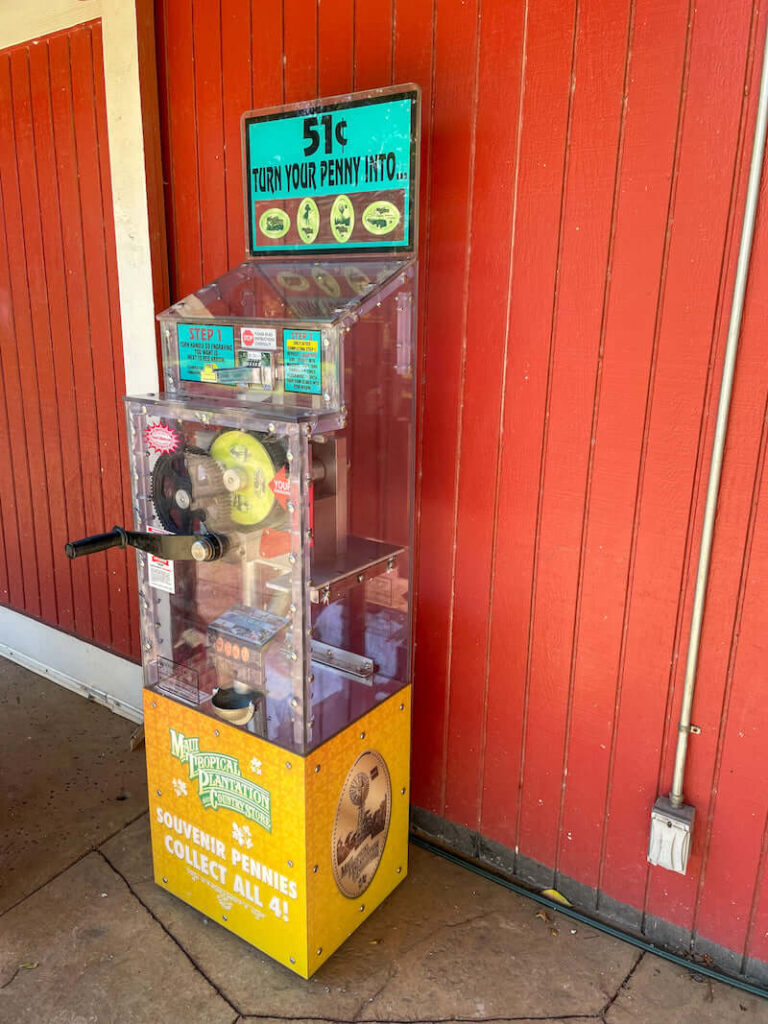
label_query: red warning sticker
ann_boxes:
[144,423,181,454]
[268,465,290,509]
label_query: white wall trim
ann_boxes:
[0,0,101,50]
[100,0,160,395]
[0,606,143,722]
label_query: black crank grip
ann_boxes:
[65,527,127,559]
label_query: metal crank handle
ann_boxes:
[65,526,229,562]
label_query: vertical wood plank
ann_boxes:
[48,29,111,647]
[27,36,85,638]
[0,170,27,610]
[480,0,576,851]
[163,0,203,296]
[318,0,354,97]
[193,0,228,282]
[443,0,525,828]
[284,0,318,103]
[250,0,284,109]
[392,0,436,812]
[221,0,253,266]
[4,49,59,625]
[353,0,393,90]
[409,0,480,815]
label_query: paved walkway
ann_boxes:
[1,658,766,1023]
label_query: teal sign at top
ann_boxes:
[243,88,418,256]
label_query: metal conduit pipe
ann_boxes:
[670,15,768,811]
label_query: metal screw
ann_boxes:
[287,860,293,868]
[314,764,321,773]
[156,789,162,796]
[401,787,406,795]
[162,877,168,883]
[313,865,318,873]
[316,948,322,956]
[360,732,366,740]
[151,701,157,709]
[397,866,402,874]
[290,956,296,964]
[285,761,292,770]
[214,729,219,737]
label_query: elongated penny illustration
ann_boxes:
[332,750,391,898]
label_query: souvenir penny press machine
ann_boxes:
[66,85,420,976]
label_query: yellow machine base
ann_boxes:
[143,686,411,978]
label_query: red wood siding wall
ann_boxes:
[0,22,139,661]
[154,0,768,967]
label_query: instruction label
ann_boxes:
[283,329,322,395]
[178,323,235,382]
[241,326,277,350]
[147,525,175,594]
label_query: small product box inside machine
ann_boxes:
[128,85,419,976]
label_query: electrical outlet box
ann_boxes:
[648,796,695,874]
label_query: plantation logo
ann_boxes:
[169,729,271,832]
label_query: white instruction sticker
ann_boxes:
[148,555,175,594]
[147,525,175,593]
[241,326,277,350]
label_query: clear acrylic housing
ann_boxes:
[131,257,415,755]
[158,259,412,415]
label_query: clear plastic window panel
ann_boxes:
[131,262,415,755]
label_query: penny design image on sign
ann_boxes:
[331,194,355,243]
[297,197,320,244]
[259,207,291,239]
[332,751,392,898]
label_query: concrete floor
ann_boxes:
[1,657,766,1024]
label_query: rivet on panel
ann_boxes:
[360,732,366,740]
[287,860,294,868]
[313,865,318,873]
[359,904,365,912]
[397,866,402,874]
[214,729,220,737]
[316,948,323,956]
[156,789,162,796]
[285,761,292,770]
[401,787,406,795]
